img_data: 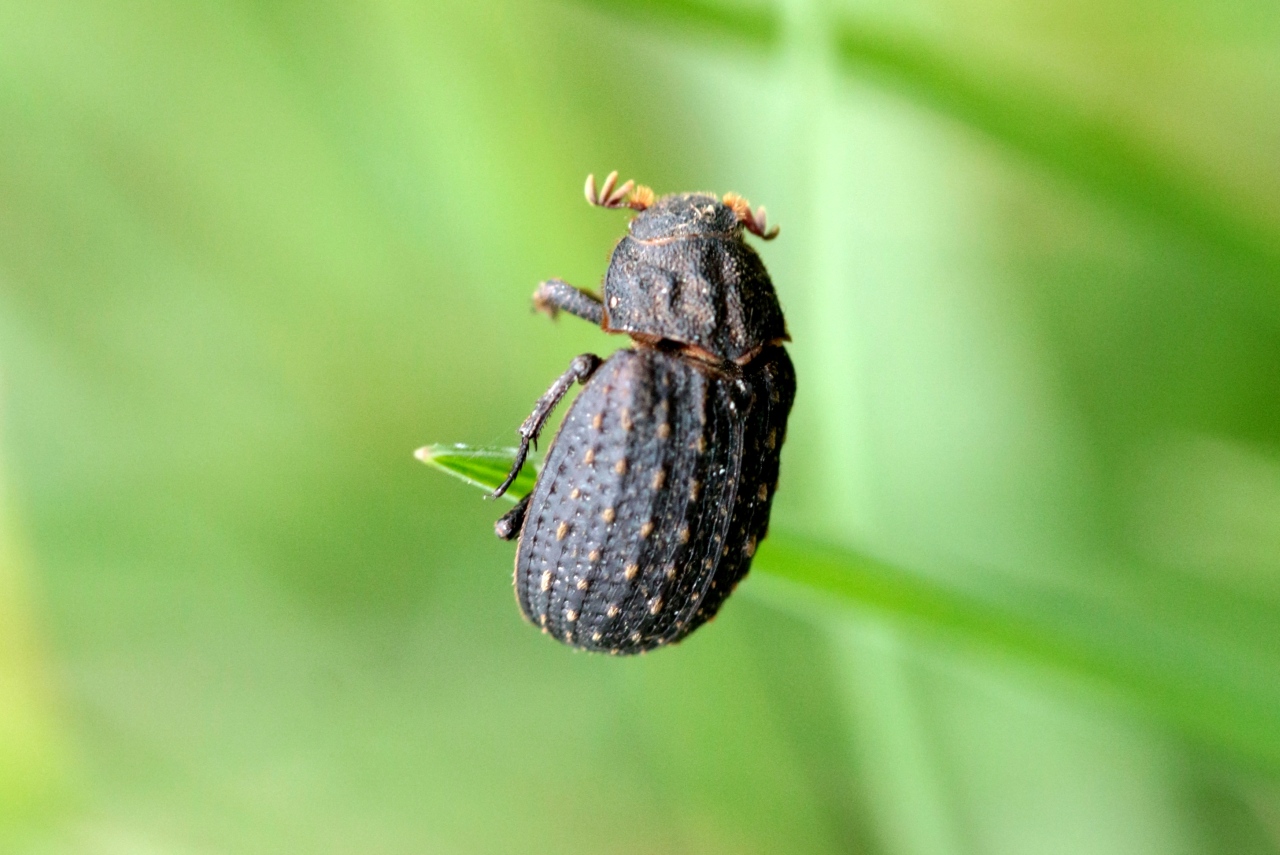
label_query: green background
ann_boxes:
[2,0,1280,852]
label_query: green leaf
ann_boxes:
[414,444,536,503]
[420,442,1280,771]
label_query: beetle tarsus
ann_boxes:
[494,494,531,540]
[492,353,602,499]
[533,279,604,326]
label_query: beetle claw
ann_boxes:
[585,171,652,210]
[723,192,779,240]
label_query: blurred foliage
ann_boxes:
[1,0,1280,853]
[0,434,68,845]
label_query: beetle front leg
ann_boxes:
[492,353,602,499]
[533,279,604,327]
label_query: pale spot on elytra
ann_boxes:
[656,423,671,439]
[540,571,552,591]
[570,487,581,499]
[592,632,602,642]
[588,549,601,562]
[584,448,595,465]
[664,563,676,579]
[689,481,701,501]
[565,609,578,622]
[555,521,569,540]
[651,469,666,490]
[624,563,639,580]
[639,521,654,538]
[591,412,603,430]
[744,536,758,557]
[766,429,777,450]
[601,507,616,524]
[606,604,620,618]
[614,458,628,475]
[620,408,633,432]
[758,483,768,501]
[576,578,590,591]
[678,526,690,544]
[649,597,663,615]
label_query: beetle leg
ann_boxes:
[533,279,604,326]
[492,353,602,499]
[494,493,531,540]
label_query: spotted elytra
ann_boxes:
[492,172,795,654]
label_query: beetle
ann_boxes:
[492,172,795,654]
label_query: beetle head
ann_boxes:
[603,192,788,364]
[627,193,740,241]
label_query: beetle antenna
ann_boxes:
[627,184,654,210]
[723,192,779,240]
[585,171,651,210]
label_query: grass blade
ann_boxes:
[414,444,536,502]
[831,21,1280,281]
[754,536,1280,772]
[572,0,1280,283]
[420,443,1280,770]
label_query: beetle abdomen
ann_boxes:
[514,347,794,654]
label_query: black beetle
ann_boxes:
[492,172,795,654]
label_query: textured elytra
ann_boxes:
[514,347,795,654]
[603,194,788,363]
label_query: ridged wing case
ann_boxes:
[514,346,795,654]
